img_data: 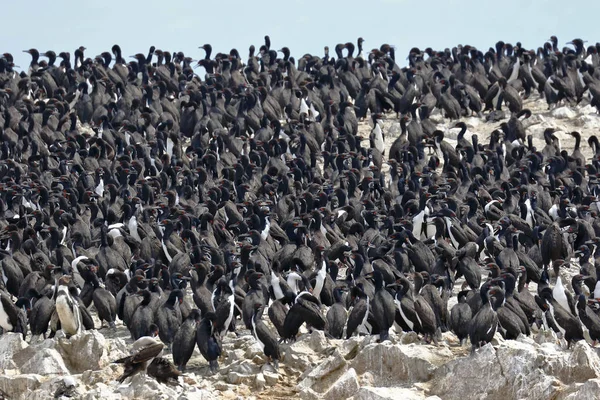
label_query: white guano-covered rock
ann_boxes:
[541,340,600,384]
[20,348,70,375]
[351,342,454,386]
[551,106,577,119]
[57,330,110,373]
[0,332,29,370]
[0,374,42,400]
[298,349,348,399]
[322,367,359,400]
[429,343,507,400]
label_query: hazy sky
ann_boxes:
[4,0,600,74]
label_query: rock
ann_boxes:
[533,329,559,345]
[298,350,348,397]
[579,104,598,115]
[495,340,563,400]
[242,343,262,360]
[179,387,218,400]
[11,338,58,371]
[283,351,312,371]
[0,333,29,370]
[263,370,279,386]
[57,330,110,373]
[562,378,600,400]
[20,348,70,375]
[214,381,236,391]
[351,343,454,386]
[254,373,266,390]
[358,371,375,387]
[231,334,254,349]
[335,336,363,360]
[227,359,261,376]
[81,364,121,386]
[354,386,436,400]
[430,343,507,400]
[81,383,123,400]
[307,330,328,353]
[227,371,254,386]
[27,375,84,400]
[322,368,359,400]
[490,331,505,346]
[551,106,577,119]
[579,114,600,129]
[116,373,179,399]
[542,340,600,384]
[465,117,482,128]
[283,339,319,371]
[399,332,421,345]
[0,374,42,400]
[105,337,130,361]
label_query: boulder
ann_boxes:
[494,339,562,399]
[0,374,42,400]
[57,330,111,373]
[116,373,179,399]
[0,332,29,370]
[322,368,359,400]
[20,348,69,375]
[562,378,600,400]
[307,330,328,353]
[283,339,321,371]
[354,386,438,400]
[27,375,83,400]
[226,371,254,386]
[351,343,454,386]
[11,341,53,371]
[104,337,130,362]
[429,344,507,400]
[263,370,279,386]
[551,107,577,119]
[242,343,263,361]
[255,373,266,390]
[298,350,348,397]
[334,336,364,360]
[541,340,600,384]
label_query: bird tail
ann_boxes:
[113,355,131,364]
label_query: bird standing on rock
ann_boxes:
[197,311,222,374]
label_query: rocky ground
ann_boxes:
[2,95,600,400]
[3,317,600,400]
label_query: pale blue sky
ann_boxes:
[4,0,599,74]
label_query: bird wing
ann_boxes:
[131,342,164,364]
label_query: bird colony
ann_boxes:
[1,35,600,399]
